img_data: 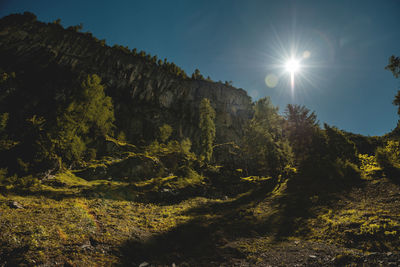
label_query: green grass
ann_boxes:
[1,168,400,266]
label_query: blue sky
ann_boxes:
[1,0,400,136]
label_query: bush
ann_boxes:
[0,168,39,192]
[297,157,361,193]
[375,141,400,179]
[358,153,380,177]
[145,138,196,176]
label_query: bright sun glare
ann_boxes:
[284,58,301,93]
[285,59,300,73]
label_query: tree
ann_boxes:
[386,55,400,78]
[386,55,400,115]
[50,74,115,165]
[199,98,216,162]
[324,124,357,163]
[284,104,319,164]
[159,124,173,143]
[192,69,204,80]
[242,97,293,177]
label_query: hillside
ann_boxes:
[1,12,400,266]
[0,12,252,148]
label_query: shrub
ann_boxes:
[375,141,400,179]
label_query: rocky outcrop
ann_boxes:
[0,13,253,150]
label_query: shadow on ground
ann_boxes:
[117,172,364,266]
[118,179,289,266]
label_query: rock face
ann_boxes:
[0,13,253,150]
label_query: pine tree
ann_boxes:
[199,98,216,162]
[51,74,115,164]
[386,55,400,115]
[284,104,319,163]
[242,97,293,177]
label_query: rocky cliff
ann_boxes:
[0,13,253,150]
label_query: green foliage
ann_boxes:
[289,120,362,189]
[284,104,319,164]
[159,124,173,143]
[358,153,380,176]
[146,138,196,176]
[385,55,400,115]
[224,80,233,86]
[192,69,204,80]
[0,112,8,132]
[324,124,358,163]
[67,23,83,32]
[386,55,400,78]
[199,98,216,162]
[53,18,61,25]
[242,97,294,177]
[299,156,361,190]
[0,112,17,151]
[375,140,400,179]
[46,74,115,165]
[117,131,127,141]
[376,141,400,167]
[0,168,39,191]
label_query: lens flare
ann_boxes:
[303,50,311,58]
[265,73,279,88]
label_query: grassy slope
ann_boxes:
[1,171,400,266]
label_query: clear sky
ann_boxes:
[1,0,400,136]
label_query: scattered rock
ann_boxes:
[309,255,317,259]
[139,262,149,267]
[9,201,23,209]
[81,244,92,250]
[387,252,393,256]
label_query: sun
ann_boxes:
[284,58,301,93]
[285,59,300,73]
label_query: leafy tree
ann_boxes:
[242,97,293,177]
[199,98,216,162]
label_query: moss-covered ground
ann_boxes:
[1,171,400,266]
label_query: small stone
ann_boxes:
[139,262,149,267]
[172,263,176,267]
[294,240,300,245]
[81,244,92,250]
[386,252,393,256]
[9,201,23,209]
[309,255,317,259]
